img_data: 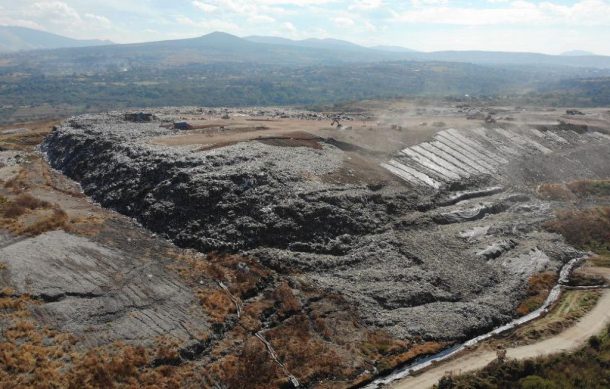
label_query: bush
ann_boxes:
[516,272,557,316]
[537,183,573,201]
[567,180,610,198]
[1,193,51,219]
[20,208,69,236]
[519,375,558,389]
[544,207,610,251]
[589,336,601,351]
[13,193,50,209]
[274,283,301,315]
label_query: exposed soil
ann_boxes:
[0,119,439,389]
[2,102,609,388]
[391,267,610,389]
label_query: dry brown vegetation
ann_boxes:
[591,255,610,267]
[273,282,301,316]
[537,179,610,201]
[361,330,446,373]
[0,289,205,389]
[198,289,235,323]
[0,153,103,238]
[544,207,610,252]
[516,272,557,316]
[167,249,445,388]
[567,179,610,198]
[537,183,575,201]
[0,193,49,218]
[219,338,284,389]
[0,122,455,388]
[437,323,610,389]
[0,132,48,150]
[0,192,70,236]
[266,313,348,382]
[500,290,602,346]
[3,168,30,193]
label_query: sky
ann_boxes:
[1,0,610,54]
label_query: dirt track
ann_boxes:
[392,268,610,389]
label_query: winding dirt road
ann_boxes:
[392,268,610,389]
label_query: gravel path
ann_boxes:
[392,267,610,389]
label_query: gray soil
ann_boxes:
[0,222,210,349]
[41,108,610,342]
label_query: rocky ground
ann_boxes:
[1,103,609,388]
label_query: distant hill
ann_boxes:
[4,32,610,73]
[0,26,112,52]
[371,45,417,53]
[245,35,379,52]
[561,50,595,56]
[412,50,610,69]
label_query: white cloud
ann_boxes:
[333,16,355,27]
[31,1,82,23]
[192,1,218,12]
[349,0,383,10]
[175,15,240,32]
[0,0,608,54]
[364,20,377,32]
[392,0,610,26]
[282,21,296,32]
[85,13,112,27]
[0,18,45,30]
[410,0,448,6]
[248,14,276,23]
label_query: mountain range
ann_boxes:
[0,26,112,52]
[1,27,608,70]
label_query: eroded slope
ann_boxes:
[42,109,609,348]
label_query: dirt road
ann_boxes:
[392,268,610,389]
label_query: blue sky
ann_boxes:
[1,1,610,54]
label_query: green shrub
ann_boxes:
[519,375,558,389]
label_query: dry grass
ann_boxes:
[544,207,610,252]
[361,330,408,359]
[3,168,30,193]
[567,179,610,197]
[381,341,447,374]
[20,208,69,236]
[273,282,301,316]
[0,192,70,236]
[0,193,50,219]
[497,290,602,347]
[1,200,70,236]
[266,313,348,383]
[537,183,574,201]
[219,337,284,389]
[590,255,610,268]
[516,272,558,316]
[537,179,610,201]
[0,291,204,389]
[0,132,48,150]
[198,290,235,323]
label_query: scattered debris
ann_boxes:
[124,112,154,122]
[173,121,193,130]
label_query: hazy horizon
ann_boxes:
[1,0,610,55]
